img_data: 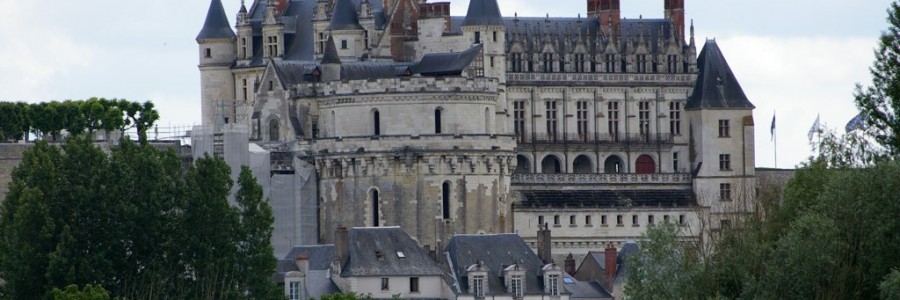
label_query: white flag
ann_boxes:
[808,115,821,141]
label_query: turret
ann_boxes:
[262,0,284,60]
[197,0,237,126]
[236,1,253,64]
[320,35,342,82]
[461,0,507,81]
[328,0,366,60]
[685,40,756,223]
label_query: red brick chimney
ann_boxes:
[664,0,685,40]
[536,223,552,264]
[295,253,310,275]
[564,253,576,275]
[588,0,620,35]
[604,244,618,286]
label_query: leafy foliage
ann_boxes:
[0,137,277,300]
[855,2,900,155]
[0,99,157,143]
[51,285,110,300]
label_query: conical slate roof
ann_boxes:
[461,0,504,27]
[196,0,236,40]
[686,40,755,110]
[327,0,364,31]
[321,35,342,64]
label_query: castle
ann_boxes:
[196,0,756,260]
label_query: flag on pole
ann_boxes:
[770,112,776,141]
[845,113,866,132]
[808,115,821,141]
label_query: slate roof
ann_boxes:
[515,189,696,208]
[614,242,639,284]
[445,234,548,295]
[563,274,614,299]
[686,40,755,110]
[341,227,444,277]
[272,61,320,86]
[328,0,365,31]
[321,35,342,64]
[461,0,504,27]
[411,44,483,76]
[273,245,336,283]
[197,0,236,40]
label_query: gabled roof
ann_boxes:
[321,35,342,64]
[341,227,444,277]
[686,40,755,110]
[614,242,639,284]
[461,0,504,27]
[328,0,365,31]
[411,44,483,76]
[197,0,237,40]
[284,245,336,270]
[446,234,548,295]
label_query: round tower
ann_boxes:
[197,0,237,126]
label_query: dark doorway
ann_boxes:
[636,155,656,174]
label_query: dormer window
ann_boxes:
[505,264,526,298]
[547,273,560,295]
[473,274,486,297]
[511,274,523,297]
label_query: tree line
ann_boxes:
[0,137,280,300]
[625,2,900,299]
[0,98,159,143]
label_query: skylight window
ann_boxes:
[397,251,406,258]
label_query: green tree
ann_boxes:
[855,2,900,155]
[624,224,705,300]
[882,269,900,300]
[51,284,110,300]
[235,166,280,299]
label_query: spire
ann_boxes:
[197,0,236,41]
[686,40,755,110]
[321,35,342,64]
[461,0,504,27]
[690,19,695,46]
[328,0,364,30]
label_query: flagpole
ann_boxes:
[774,129,778,169]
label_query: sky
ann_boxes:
[0,0,893,169]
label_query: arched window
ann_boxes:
[435,108,442,134]
[515,155,531,174]
[371,189,380,227]
[269,119,279,141]
[373,110,381,136]
[573,155,593,174]
[541,155,562,174]
[604,156,624,174]
[442,182,451,219]
[636,155,656,174]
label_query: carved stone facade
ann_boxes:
[196,0,757,256]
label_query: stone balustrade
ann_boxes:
[511,173,692,185]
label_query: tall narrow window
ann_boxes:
[673,152,680,172]
[719,154,732,171]
[410,277,420,293]
[636,54,647,73]
[484,108,491,134]
[667,54,678,73]
[341,40,348,50]
[670,102,682,135]
[240,38,247,58]
[547,274,560,295]
[514,101,526,142]
[373,110,381,135]
[242,79,248,100]
[205,48,211,58]
[720,183,732,201]
[577,101,589,142]
[372,189,380,227]
[605,54,615,73]
[442,182,451,220]
[608,101,620,141]
[492,31,498,42]
[269,119,279,141]
[719,119,730,137]
[546,101,558,142]
[639,101,651,136]
[473,275,485,297]
[474,31,481,44]
[511,274,523,297]
[289,281,300,300]
[543,53,554,73]
[364,31,370,49]
[434,108,442,134]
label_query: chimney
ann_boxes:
[295,253,310,276]
[564,253,576,275]
[604,244,618,287]
[335,226,350,266]
[664,0,685,40]
[536,223,552,264]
